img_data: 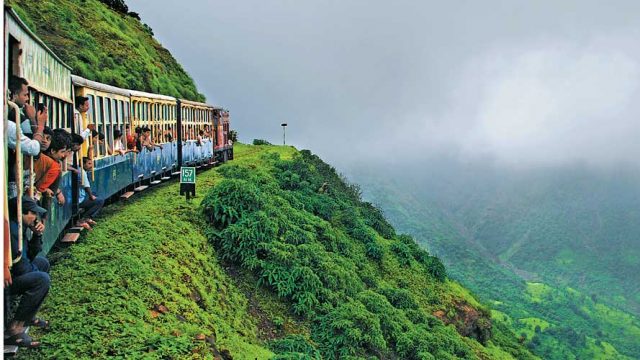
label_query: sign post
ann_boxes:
[180,166,196,199]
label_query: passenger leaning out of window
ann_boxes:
[5,196,51,349]
[113,129,138,156]
[77,157,104,230]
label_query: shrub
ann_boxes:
[316,301,387,359]
[253,139,272,145]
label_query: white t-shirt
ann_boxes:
[79,169,91,203]
[114,139,125,151]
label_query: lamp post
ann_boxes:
[281,123,288,145]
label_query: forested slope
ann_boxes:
[23,145,536,359]
[352,163,640,359]
[7,0,205,101]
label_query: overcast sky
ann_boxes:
[128,0,640,169]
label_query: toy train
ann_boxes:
[3,7,233,254]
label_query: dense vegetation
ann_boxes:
[200,146,536,359]
[352,163,640,359]
[7,0,205,101]
[22,145,536,359]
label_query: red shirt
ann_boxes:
[34,154,61,192]
[126,135,136,150]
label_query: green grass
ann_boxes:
[22,144,275,359]
[8,0,205,101]
[20,143,537,359]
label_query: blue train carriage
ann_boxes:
[215,109,233,162]
[72,75,135,199]
[4,7,75,253]
[129,89,178,183]
[178,99,219,167]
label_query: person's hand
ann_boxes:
[24,104,36,121]
[87,123,95,132]
[57,192,66,205]
[43,188,54,197]
[90,194,97,201]
[31,221,45,235]
[37,106,48,124]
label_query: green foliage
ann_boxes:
[20,151,273,359]
[253,139,273,145]
[270,335,322,360]
[8,0,205,101]
[16,144,535,359]
[359,167,640,359]
[199,145,535,359]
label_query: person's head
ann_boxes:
[9,196,47,226]
[75,96,90,113]
[125,124,131,135]
[114,129,122,139]
[70,133,84,152]
[135,126,142,135]
[83,157,94,171]
[48,130,71,160]
[41,127,54,151]
[9,76,29,107]
[199,129,204,136]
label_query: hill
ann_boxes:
[351,161,640,359]
[6,0,205,101]
[22,144,536,359]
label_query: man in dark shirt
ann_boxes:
[5,197,50,348]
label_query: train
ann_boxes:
[3,6,233,255]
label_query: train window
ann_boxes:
[124,101,129,123]
[96,96,104,125]
[105,98,111,125]
[105,99,113,152]
[132,101,137,121]
[117,100,122,124]
[87,94,95,124]
[111,99,116,125]
[51,98,57,129]
[56,100,62,129]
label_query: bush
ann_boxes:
[253,139,272,145]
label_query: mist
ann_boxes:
[127,0,640,170]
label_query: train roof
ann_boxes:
[72,75,131,97]
[180,99,223,110]
[6,6,73,102]
[128,89,176,102]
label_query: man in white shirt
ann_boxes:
[74,96,93,140]
[77,157,104,229]
[7,76,43,155]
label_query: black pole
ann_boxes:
[281,123,287,145]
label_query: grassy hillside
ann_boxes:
[7,0,205,101]
[22,144,536,359]
[353,167,640,359]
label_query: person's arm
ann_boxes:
[36,160,61,193]
[7,121,41,156]
[84,185,95,200]
[79,124,95,140]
